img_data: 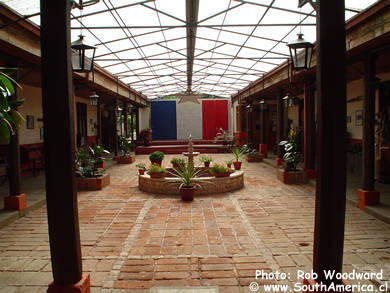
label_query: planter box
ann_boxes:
[246,153,264,162]
[148,172,166,179]
[95,161,105,169]
[277,168,307,184]
[117,155,135,164]
[77,174,110,190]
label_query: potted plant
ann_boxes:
[277,129,307,184]
[147,163,166,179]
[140,127,152,146]
[136,163,146,175]
[170,157,185,170]
[225,159,233,169]
[210,163,231,177]
[75,147,110,190]
[149,151,164,166]
[232,146,248,170]
[243,145,264,162]
[0,69,24,144]
[214,127,233,145]
[117,135,135,164]
[169,163,202,201]
[199,155,213,167]
[90,143,110,168]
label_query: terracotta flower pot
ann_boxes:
[148,172,165,179]
[214,172,231,177]
[204,162,210,168]
[227,164,232,168]
[138,169,145,175]
[150,160,162,166]
[233,161,242,170]
[95,161,105,169]
[180,186,195,201]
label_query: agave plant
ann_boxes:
[0,69,24,144]
[169,162,203,189]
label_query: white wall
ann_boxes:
[176,100,202,140]
[139,106,150,131]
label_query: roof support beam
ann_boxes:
[186,0,199,93]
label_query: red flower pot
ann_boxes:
[204,162,210,168]
[138,169,145,175]
[148,172,165,179]
[227,164,232,168]
[150,160,162,166]
[214,172,231,177]
[233,161,242,170]
[180,186,195,201]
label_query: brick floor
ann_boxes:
[0,154,389,293]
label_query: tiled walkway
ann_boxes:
[0,154,389,293]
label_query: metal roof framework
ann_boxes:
[0,0,378,99]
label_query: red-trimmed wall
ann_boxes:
[202,100,228,140]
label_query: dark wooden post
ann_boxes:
[247,104,253,145]
[259,104,268,158]
[123,102,128,136]
[312,0,347,286]
[135,108,140,141]
[276,93,284,159]
[130,110,134,144]
[304,80,316,179]
[96,97,102,145]
[112,107,119,156]
[4,70,26,211]
[357,54,380,209]
[40,0,88,291]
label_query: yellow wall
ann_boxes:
[18,84,43,145]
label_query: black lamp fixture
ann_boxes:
[72,0,100,9]
[114,105,123,117]
[127,104,134,113]
[246,104,253,113]
[71,35,97,72]
[287,33,314,71]
[283,95,292,108]
[89,91,99,106]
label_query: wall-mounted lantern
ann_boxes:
[89,92,99,106]
[114,105,123,117]
[287,33,314,71]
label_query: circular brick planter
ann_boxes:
[139,168,244,195]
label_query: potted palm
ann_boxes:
[225,159,233,169]
[149,151,164,166]
[147,163,166,179]
[118,135,135,164]
[170,157,185,170]
[136,163,146,175]
[199,155,213,167]
[90,143,110,168]
[232,146,248,170]
[210,163,231,177]
[277,129,307,184]
[169,163,202,201]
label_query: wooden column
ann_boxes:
[123,102,128,136]
[260,107,266,144]
[135,108,140,140]
[40,0,86,290]
[96,98,102,145]
[130,111,134,144]
[112,107,119,156]
[313,0,347,285]
[357,54,380,209]
[276,93,284,158]
[304,80,316,178]
[362,55,376,191]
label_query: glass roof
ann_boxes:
[0,0,379,99]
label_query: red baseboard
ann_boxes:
[48,274,90,293]
[357,189,379,210]
[4,194,26,211]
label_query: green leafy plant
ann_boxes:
[89,143,110,164]
[0,69,24,144]
[279,129,302,171]
[199,155,213,163]
[214,127,233,144]
[136,163,146,170]
[171,157,185,165]
[75,147,103,178]
[149,151,164,162]
[209,163,230,175]
[232,145,249,162]
[225,159,233,165]
[118,135,133,156]
[148,163,166,174]
[169,162,203,188]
